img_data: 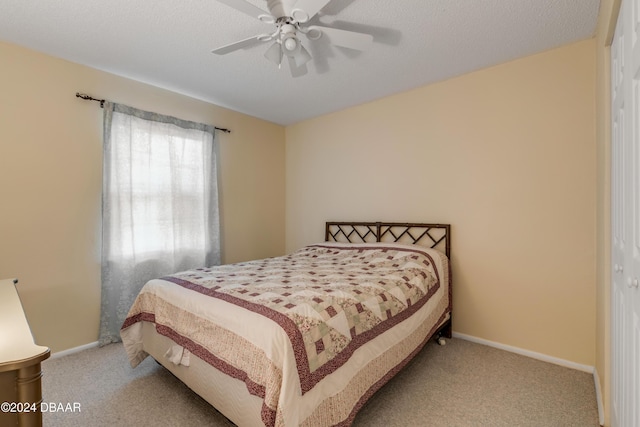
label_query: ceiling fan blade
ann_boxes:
[291,0,331,23]
[308,25,373,51]
[215,0,272,21]
[264,42,283,66]
[211,35,267,55]
[287,56,308,78]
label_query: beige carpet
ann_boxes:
[41,338,599,426]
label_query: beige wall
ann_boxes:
[286,40,597,366]
[0,41,286,353]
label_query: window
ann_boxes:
[99,103,220,345]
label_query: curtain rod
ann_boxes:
[75,92,231,134]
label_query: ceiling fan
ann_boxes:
[211,0,373,77]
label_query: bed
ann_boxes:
[121,221,451,426]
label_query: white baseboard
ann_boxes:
[49,341,99,360]
[451,332,603,425]
[451,332,594,372]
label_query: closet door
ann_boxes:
[612,0,640,425]
[629,0,640,423]
[611,2,626,422]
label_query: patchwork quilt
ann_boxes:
[121,242,449,426]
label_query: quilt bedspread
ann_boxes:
[121,243,445,426]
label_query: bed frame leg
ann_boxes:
[435,319,452,346]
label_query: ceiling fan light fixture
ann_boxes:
[264,41,283,65]
[293,44,312,67]
[283,36,298,52]
[280,32,301,56]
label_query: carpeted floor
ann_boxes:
[41,338,599,426]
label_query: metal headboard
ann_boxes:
[325,222,451,259]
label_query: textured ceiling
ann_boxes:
[0,0,600,125]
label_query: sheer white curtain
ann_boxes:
[99,102,221,345]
